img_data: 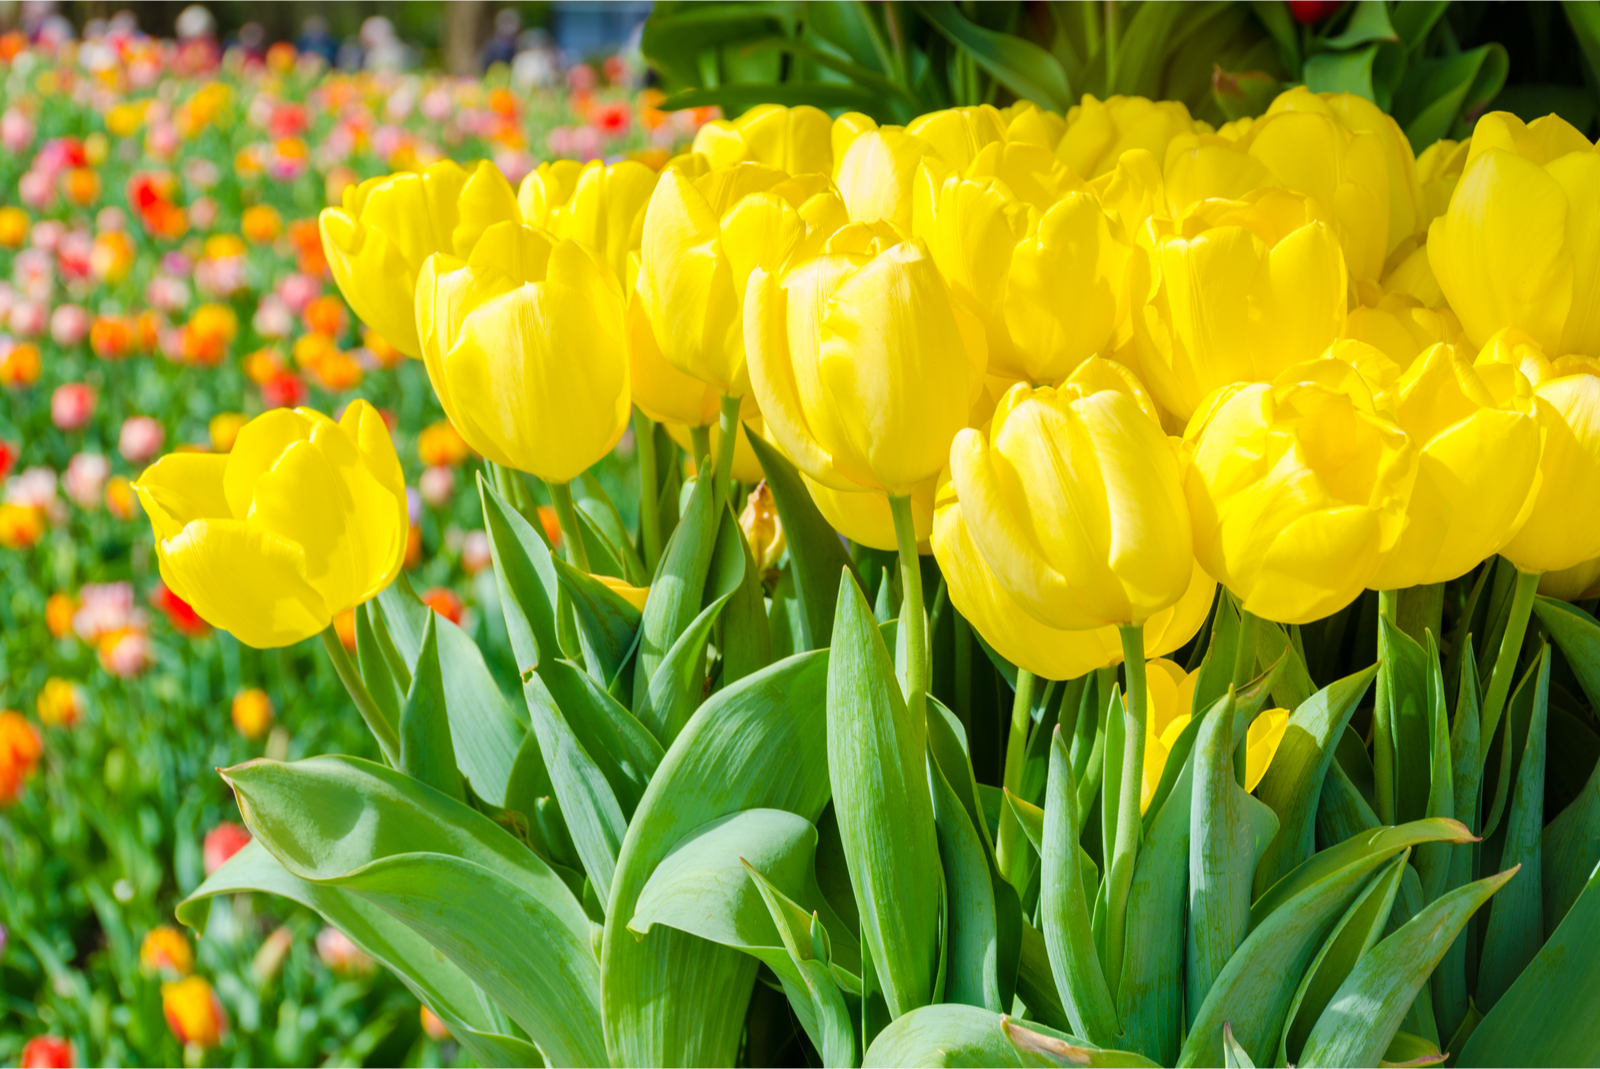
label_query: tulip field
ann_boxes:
[7,2,1600,1068]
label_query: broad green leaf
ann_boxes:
[660,81,891,114]
[1041,727,1118,1046]
[601,650,833,1067]
[633,469,718,713]
[578,471,649,585]
[1187,689,1279,1023]
[1298,868,1519,1068]
[177,843,541,1069]
[398,613,464,802]
[1382,1032,1448,1068]
[1179,820,1467,1068]
[744,864,858,1069]
[1191,594,1241,718]
[638,561,737,745]
[1255,619,1317,712]
[1280,853,1408,1065]
[480,476,561,669]
[1533,596,1600,712]
[1543,753,1600,934]
[1005,1017,1161,1067]
[1477,645,1550,1012]
[911,1,1074,111]
[1433,644,1483,1042]
[1254,664,1378,896]
[1394,44,1509,150]
[746,432,855,652]
[1375,617,1431,827]
[356,601,407,731]
[1119,755,1193,1066]
[1016,922,1074,1034]
[828,570,944,1019]
[1304,42,1381,101]
[930,696,996,861]
[1415,631,1455,903]
[1320,0,1399,48]
[377,572,525,805]
[1318,757,1383,850]
[862,1003,1024,1067]
[219,756,600,1066]
[930,752,1003,1011]
[715,503,772,687]
[1110,0,1181,97]
[549,552,641,689]
[1459,860,1600,1066]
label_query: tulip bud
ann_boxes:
[693,104,835,175]
[132,401,408,648]
[162,976,227,1048]
[140,926,194,977]
[231,688,274,740]
[203,822,251,875]
[518,158,658,285]
[1368,343,1542,589]
[414,222,629,483]
[49,304,89,346]
[1184,359,1417,624]
[19,1036,74,1069]
[1056,94,1201,181]
[1428,112,1600,357]
[51,383,97,431]
[739,481,786,573]
[746,233,985,496]
[320,159,521,359]
[36,678,83,727]
[316,927,376,976]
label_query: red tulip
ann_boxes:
[1288,0,1344,23]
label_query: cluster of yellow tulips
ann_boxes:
[131,89,1600,789]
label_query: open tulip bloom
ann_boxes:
[140,97,1600,1069]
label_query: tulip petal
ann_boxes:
[159,519,328,648]
[132,452,230,540]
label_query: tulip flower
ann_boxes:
[1343,293,1466,365]
[1540,556,1600,602]
[1368,343,1542,589]
[948,360,1194,631]
[1184,358,1417,625]
[414,221,629,486]
[320,159,520,359]
[518,158,659,284]
[916,176,1131,386]
[19,1036,74,1069]
[140,926,194,976]
[231,688,274,740]
[1132,190,1347,420]
[692,103,834,176]
[0,710,43,805]
[833,126,939,235]
[162,976,227,1048]
[1056,94,1201,181]
[131,401,408,649]
[1139,658,1288,809]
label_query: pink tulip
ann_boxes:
[49,304,89,347]
[64,452,110,508]
[51,383,96,431]
[18,171,52,209]
[10,301,48,337]
[419,465,455,508]
[118,417,165,464]
[1,108,35,152]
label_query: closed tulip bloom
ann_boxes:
[905,106,1008,173]
[1139,677,1287,803]
[934,474,1214,680]
[1343,293,1466,365]
[1429,112,1600,356]
[746,230,985,496]
[517,158,658,284]
[1540,556,1600,601]
[950,359,1194,630]
[131,401,406,648]
[638,162,836,397]
[808,474,936,553]
[1134,190,1347,420]
[833,126,940,235]
[916,176,1131,385]
[1369,343,1542,589]
[1495,351,1600,574]
[1057,94,1202,180]
[627,270,718,427]
[320,159,519,359]
[692,103,834,175]
[415,221,629,483]
[1185,360,1417,624]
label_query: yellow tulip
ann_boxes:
[833,126,940,235]
[1000,101,1068,151]
[320,159,520,359]
[1493,348,1600,574]
[638,162,837,397]
[1343,293,1466,365]
[745,229,985,496]
[949,359,1193,630]
[1369,343,1542,589]
[808,474,935,553]
[517,158,658,284]
[1415,137,1469,228]
[915,175,1132,385]
[906,106,1010,173]
[692,103,835,175]
[1138,659,1287,811]
[934,470,1214,683]
[1184,359,1417,625]
[627,267,719,427]
[1133,189,1347,421]
[414,221,629,483]
[1540,556,1600,601]
[595,574,650,611]
[1056,94,1202,180]
[131,401,407,648]
[1429,112,1600,356]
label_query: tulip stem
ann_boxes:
[890,493,929,729]
[547,480,591,573]
[713,393,742,513]
[634,411,663,572]
[1106,622,1148,996]
[320,626,401,767]
[1480,566,1541,770]
[690,425,712,474]
[1003,669,1037,796]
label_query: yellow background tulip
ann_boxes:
[809,473,935,553]
[1057,94,1202,180]
[1429,112,1600,356]
[131,401,407,648]
[414,221,629,483]
[1369,343,1542,588]
[1139,658,1287,811]
[949,360,1193,630]
[1184,360,1416,624]
[320,159,519,359]
[1541,556,1600,601]
[745,232,985,496]
[1343,293,1465,365]
[693,103,835,176]
[518,158,659,284]
[1496,353,1600,573]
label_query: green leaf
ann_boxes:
[1433,644,1483,1042]
[601,649,833,1067]
[1192,594,1241,718]
[659,81,891,114]
[1376,617,1432,827]
[828,569,944,1019]
[480,475,561,671]
[398,614,464,802]
[1041,727,1119,1046]
[1016,921,1074,1034]
[1111,0,1181,97]
[1005,1016,1161,1067]
[862,1003,1024,1067]
[1317,757,1383,849]
[1533,596,1600,712]
[1304,42,1381,101]
[1320,0,1399,48]
[1187,688,1279,1023]
[1298,868,1519,1068]
[1223,1022,1256,1069]
[1254,664,1379,896]
[356,601,407,731]
[1459,860,1600,1066]
[746,433,856,652]
[1543,750,1600,935]
[1280,853,1409,1065]
[549,552,641,689]
[744,863,858,1068]
[578,471,649,585]
[1118,754,1193,1066]
[1415,631,1456,903]
[931,752,1003,1012]
[1393,44,1509,151]
[634,471,719,712]
[177,843,542,1069]
[1255,619,1318,712]
[1477,645,1550,1012]
[911,1,1075,111]
[377,573,525,805]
